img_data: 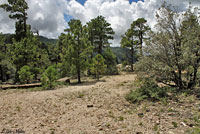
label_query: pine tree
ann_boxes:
[18,65,34,84]
[7,34,50,83]
[61,19,93,83]
[41,65,58,90]
[0,0,29,41]
[87,16,114,54]
[121,28,138,71]
[131,18,150,56]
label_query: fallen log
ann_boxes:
[0,77,71,90]
[0,83,42,90]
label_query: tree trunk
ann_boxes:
[23,12,27,38]
[131,46,134,71]
[98,37,102,54]
[77,69,81,83]
[0,65,4,82]
[14,67,20,84]
[187,67,197,89]
[178,69,183,90]
[139,34,143,56]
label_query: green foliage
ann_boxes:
[90,54,107,80]
[87,16,114,54]
[18,65,34,84]
[120,18,149,71]
[172,122,178,128]
[131,18,150,56]
[187,127,200,134]
[126,77,168,103]
[7,36,50,82]
[109,47,131,64]
[134,4,200,90]
[60,19,93,83]
[41,65,58,90]
[103,48,118,75]
[0,0,29,41]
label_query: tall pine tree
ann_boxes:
[61,19,93,83]
[87,16,114,55]
[0,0,29,41]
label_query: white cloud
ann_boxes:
[66,0,200,46]
[0,0,200,45]
[0,0,68,38]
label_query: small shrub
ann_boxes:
[41,65,58,90]
[77,92,84,98]
[18,65,34,84]
[186,127,200,134]
[118,116,124,121]
[172,121,178,128]
[153,124,159,131]
[126,77,168,103]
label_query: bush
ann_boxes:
[126,77,168,103]
[18,65,34,84]
[187,128,200,134]
[41,65,58,90]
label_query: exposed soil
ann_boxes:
[0,72,199,134]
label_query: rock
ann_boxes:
[117,129,122,133]
[138,113,144,118]
[189,124,194,127]
[146,109,150,112]
[181,122,187,127]
[99,127,103,131]
[168,131,174,134]
[87,104,94,108]
[156,120,160,125]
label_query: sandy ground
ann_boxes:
[0,73,199,134]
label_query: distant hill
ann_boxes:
[39,36,58,45]
[1,34,58,45]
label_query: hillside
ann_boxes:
[39,36,58,45]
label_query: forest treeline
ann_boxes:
[1,0,200,93]
[0,0,142,88]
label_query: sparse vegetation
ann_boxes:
[126,77,168,103]
[0,1,200,134]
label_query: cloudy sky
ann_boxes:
[0,0,199,46]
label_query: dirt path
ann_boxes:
[0,73,198,134]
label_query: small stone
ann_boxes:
[99,127,103,131]
[87,104,94,108]
[189,124,194,127]
[168,131,174,134]
[117,129,122,133]
[156,120,160,125]
[181,122,187,127]
[138,113,144,118]
[146,109,150,112]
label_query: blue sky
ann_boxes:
[76,0,144,5]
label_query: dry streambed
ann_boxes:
[0,73,199,134]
